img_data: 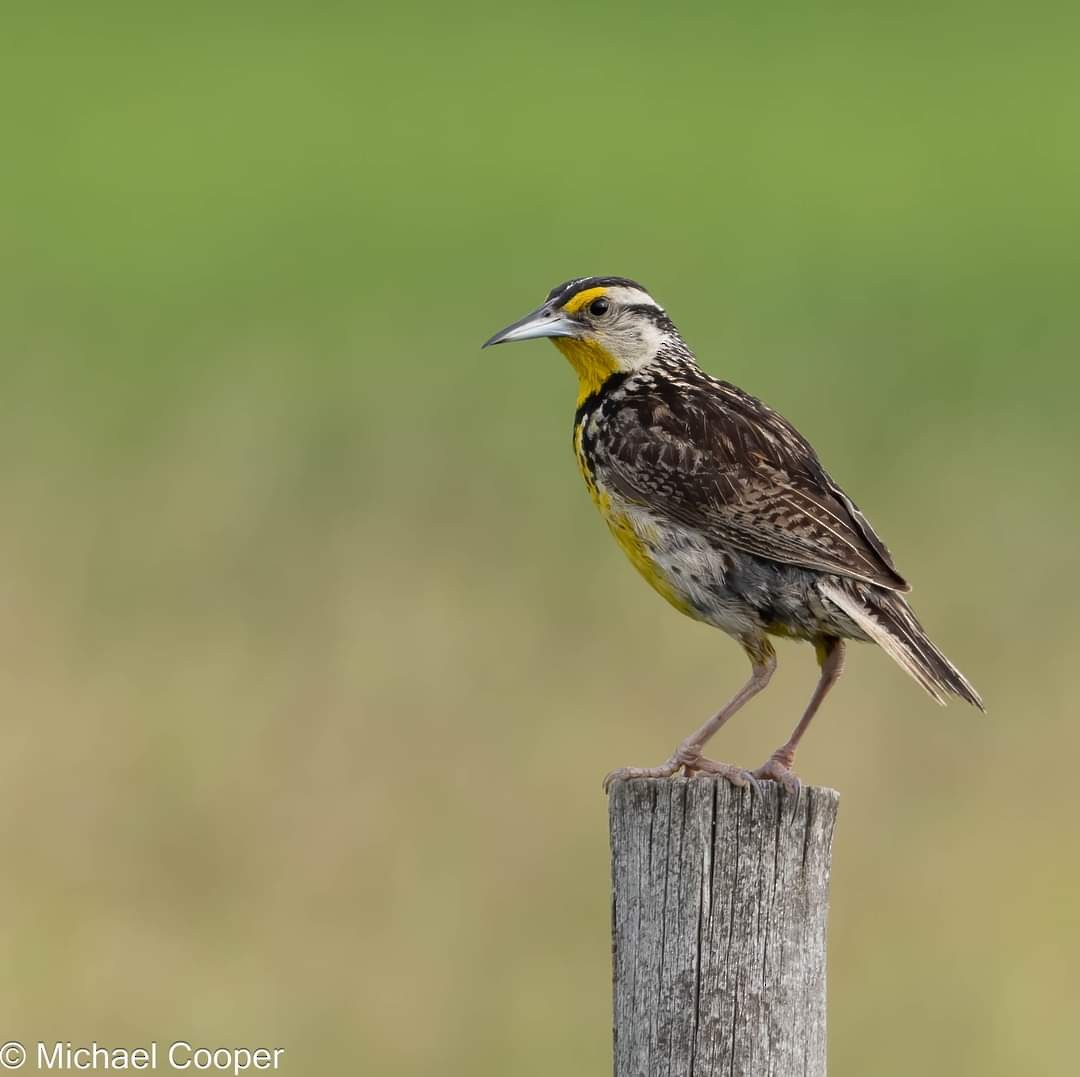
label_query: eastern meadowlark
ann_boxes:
[483,277,983,792]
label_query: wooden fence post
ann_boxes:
[609,777,839,1077]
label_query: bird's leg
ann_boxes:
[754,637,846,794]
[603,643,777,793]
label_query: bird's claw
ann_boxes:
[690,757,763,798]
[603,746,760,796]
[602,759,681,793]
[752,754,803,818]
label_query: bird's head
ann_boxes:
[483,276,684,404]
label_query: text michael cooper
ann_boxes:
[0,1042,285,1074]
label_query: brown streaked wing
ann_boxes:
[594,378,910,592]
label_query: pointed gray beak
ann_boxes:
[482,302,579,348]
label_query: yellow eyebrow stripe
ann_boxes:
[561,286,608,314]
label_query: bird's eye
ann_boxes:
[589,297,610,317]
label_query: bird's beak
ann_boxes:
[482,303,579,348]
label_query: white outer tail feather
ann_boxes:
[821,582,983,709]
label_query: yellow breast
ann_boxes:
[573,420,693,616]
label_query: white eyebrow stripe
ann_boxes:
[606,285,661,308]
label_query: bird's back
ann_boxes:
[576,353,909,596]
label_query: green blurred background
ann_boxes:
[1,3,1078,1074]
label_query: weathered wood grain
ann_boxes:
[609,778,839,1077]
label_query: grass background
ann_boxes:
[1,2,1078,1073]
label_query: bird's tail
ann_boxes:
[821,582,984,710]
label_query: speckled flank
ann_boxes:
[574,417,693,614]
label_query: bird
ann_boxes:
[483,276,983,793]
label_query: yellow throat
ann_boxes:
[554,337,619,407]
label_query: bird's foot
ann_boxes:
[752,749,801,797]
[690,756,763,796]
[603,743,759,795]
[602,758,681,793]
